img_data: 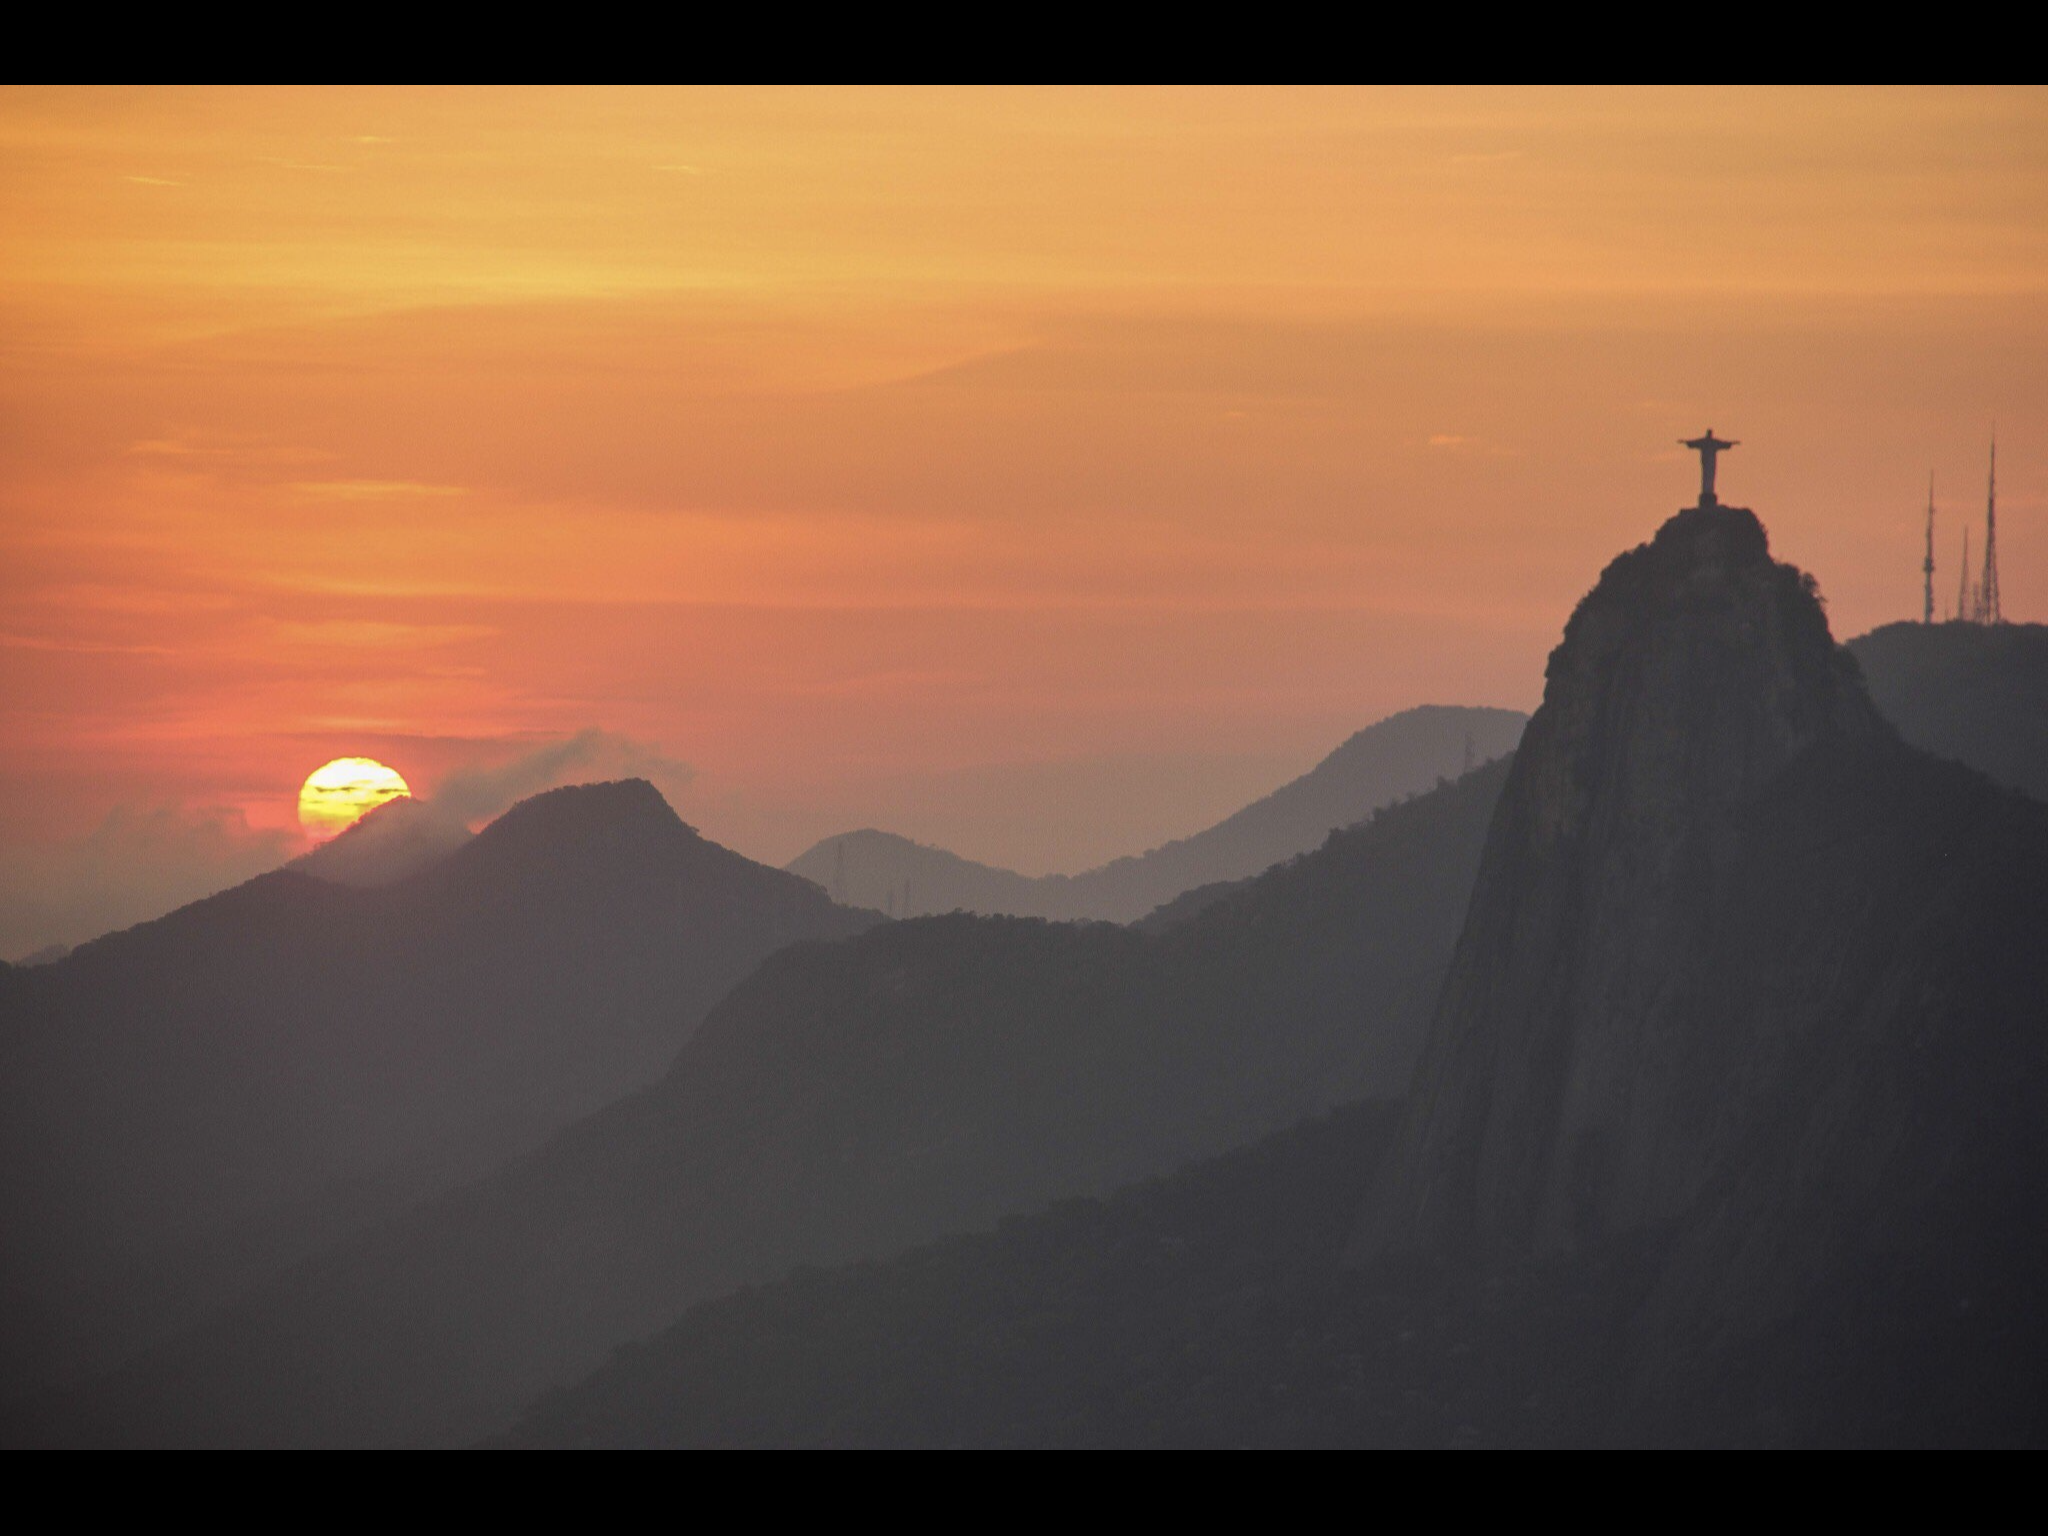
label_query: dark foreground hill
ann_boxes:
[489,1099,1674,1449]
[493,505,2048,1449]
[788,705,1526,922]
[51,755,1511,1447]
[1848,620,2048,802]
[0,781,875,1404]
[493,1103,1410,1448]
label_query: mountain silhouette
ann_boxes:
[484,503,2048,1449]
[787,705,1527,922]
[1355,503,1886,1259]
[47,755,1512,1446]
[1848,619,2048,803]
[12,516,2045,1447]
[491,1102,1407,1448]
[0,780,876,1403]
[1350,502,2048,1439]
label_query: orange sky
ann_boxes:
[3,86,2045,954]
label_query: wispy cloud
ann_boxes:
[126,434,336,468]
[0,631,176,656]
[289,480,470,501]
[28,584,239,616]
[263,619,498,650]
[122,175,183,186]
[427,729,695,826]
[0,803,296,960]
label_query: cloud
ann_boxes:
[0,631,176,656]
[289,480,470,501]
[427,729,695,826]
[262,620,499,651]
[0,804,296,961]
[125,434,336,468]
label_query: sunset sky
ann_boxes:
[3,85,2044,956]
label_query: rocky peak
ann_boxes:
[1352,502,1888,1263]
[1521,502,1878,849]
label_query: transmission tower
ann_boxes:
[1959,524,1973,623]
[1923,473,1936,625]
[1981,434,2002,625]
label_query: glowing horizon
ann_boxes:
[3,85,2044,956]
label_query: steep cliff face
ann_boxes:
[1343,498,2048,1440]
[1355,503,1888,1260]
[1625,744,2048,1442]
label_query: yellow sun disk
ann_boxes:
[298,757,410,838]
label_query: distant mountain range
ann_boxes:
[5,564,2044,1447]
[483,509,2048,1449]
[39,756,1513,1446]
[0,782,875,1402]
[786,705,1528,922]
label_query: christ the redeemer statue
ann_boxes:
[1682,429,1738,506]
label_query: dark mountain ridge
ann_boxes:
[1356,503,1886,1259]
[50,753,1513,1446]
[0,779,876,1401]
[483,502,2048,1449]
[1848,619,2048,803]
[1349,501,2048,1440]
[15,513,2047,1447]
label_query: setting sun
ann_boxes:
[298,757,410,838]
[2,84,2044,1453]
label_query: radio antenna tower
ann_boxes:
[1923,473,1936,624]
[1981,432,2002,625]
[1958,524,1973,623]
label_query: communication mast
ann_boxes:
[1923,474,1936,625]
[1981,434,2002,625]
